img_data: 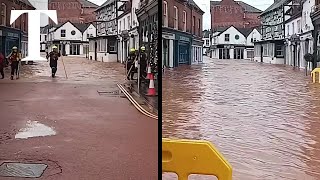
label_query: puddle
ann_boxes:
[15,121,56,139]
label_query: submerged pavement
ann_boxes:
[0,56,158,179]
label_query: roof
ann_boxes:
[203,30,211,38]
[216,25,258,37]
[210,1,262,13]
[51,21,93,33]
[78,0,99,8]
[261,0,288,16]
[40,25,50,34]
[20,0,35,8]
[189,0,205,14]
[96,0,115,11]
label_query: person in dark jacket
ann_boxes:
[46,46,60,78]
[7,46,21,80]
[0,52,4,79]
[126,48,136,80]
[139,46,147,81]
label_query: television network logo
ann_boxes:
[10,10,58,61]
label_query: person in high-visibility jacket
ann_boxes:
[126,48,136,80]
[46,46,61,78]
[139,46,147,80]
[7,46,21,80]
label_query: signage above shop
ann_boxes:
[7,32,19,38]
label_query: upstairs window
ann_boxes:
[225,34,230,41]
[0,3,6,26]
[11,7,15,28]
[183,11,186,31]
[173,6,178,29]
[61,29,66,37]
[163,1,168,27]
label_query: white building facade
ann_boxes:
[203,30,211,55]
[89,0,118,62]
[210,26,261,60]
[118,12,131,64]
[40,26,48,52]
[47,21,95,56]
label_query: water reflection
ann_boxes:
[163,57,320,179]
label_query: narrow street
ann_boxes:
[163,56,320,179]
[0,56,158,179]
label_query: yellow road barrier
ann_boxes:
[311,68,320,83]
[162,138,232,180]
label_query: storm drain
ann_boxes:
[97,90,125,98]
[0,162,48,178]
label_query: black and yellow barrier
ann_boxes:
[162,138,232,180]
[311,68,320,83]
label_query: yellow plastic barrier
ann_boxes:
[162,138,232,180]
[311,68,320,83]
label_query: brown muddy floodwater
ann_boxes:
[163,57,320,180]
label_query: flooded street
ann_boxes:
[163,57,320,179]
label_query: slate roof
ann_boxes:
[40,25,50,34]
[210,1,262,13]
[78,0,99,8]
[96,0,115,11]
[260,0,288,16]
[216,25,258,37]
[51,21,93,33]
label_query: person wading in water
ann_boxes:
[46,46,61,78]
[7,46,21,80]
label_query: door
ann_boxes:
[163,39,169,67]
[178,43,189,64]
[94,41,97,61]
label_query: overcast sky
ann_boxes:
[30,0,273,29]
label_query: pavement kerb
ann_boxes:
[117,84,158,120]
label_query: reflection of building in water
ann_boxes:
[48,0,98,24]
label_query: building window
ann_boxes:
[128,16,131,28]
[183,11,186,32]
[297,19,301,33]
[235,35,239,40]
[173,6,178,29]
[292,22,295,34]
[119,21,121,33]
[206,40,209,46]
[276,45,284,57]
[123,19,126,29]
[192,16,195,33]
[61,30,66,37]
[198,19,201,36]
[163,1,168,27]
[108,38,117,53]
[11,7,15,28]
[225,34,230,41]
[287,25,289,37]
[71,30,76,35]
[0,3,6,26]
[45,35,47,41]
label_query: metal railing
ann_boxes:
[162,138,232,180]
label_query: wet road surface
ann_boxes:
[163,56,320,179]
[0,56,158,179]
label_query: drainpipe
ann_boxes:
[312,27,318,70]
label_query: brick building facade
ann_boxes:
[210,0,262,29]
[48,0,98,24]
[162,0,204,68]
[0,0,35,57]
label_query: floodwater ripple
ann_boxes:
[163,57,320,179]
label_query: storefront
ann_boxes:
[0,26,21,57]
[174,32,192,67]
[191,38,203,64]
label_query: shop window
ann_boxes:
[0,3,6,26]
[108,38,117,53]
[276,45,284,57]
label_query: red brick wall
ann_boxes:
[211,0,260,29]
[48,0,96,23]
[163,0,202,38]
[0,0,34,32]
